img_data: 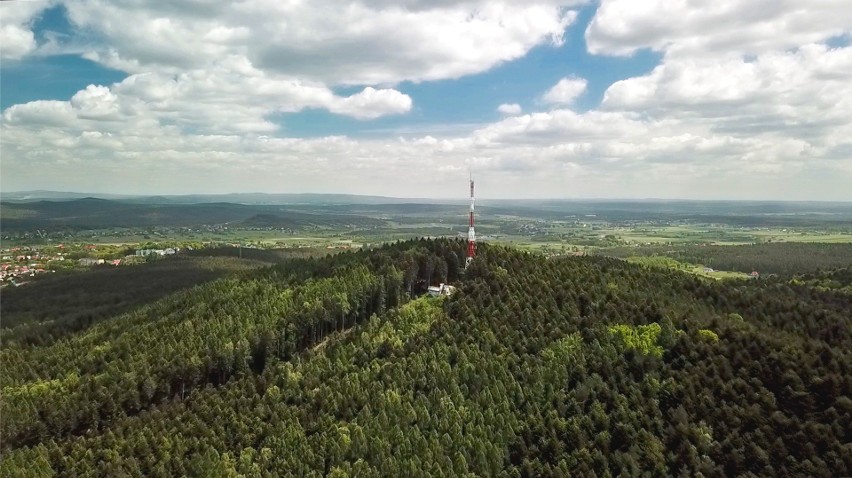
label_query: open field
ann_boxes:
[3,196,850,284]
[12,223,849,251]
[625,256,752,281]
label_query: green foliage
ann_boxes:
[368,296,444,354]
[1,238,849,477]
[609,323,665,358]
[697,329,720,343]
[610,242,852,277]
[542,334,582,365]
[627,255,685,271]
[1,256,265,346]
[791,266,852,295]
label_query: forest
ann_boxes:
[0,257,267,347]
[0,238,849,477]
[604,242,852,277]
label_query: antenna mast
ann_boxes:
[466,173,476,268]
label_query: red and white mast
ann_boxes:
[466,174,476,268]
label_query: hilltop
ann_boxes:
[1,239,849,476]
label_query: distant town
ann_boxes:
[0,244,183,287]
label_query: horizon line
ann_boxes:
[2,190,851,203]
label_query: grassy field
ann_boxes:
[547,224,852,246]
[625,256,751,281]
[65,225,850,251]
[5,198,850,263]
[7,221,851,263]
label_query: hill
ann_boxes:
[0,256,268,347]
[4,196,851,233]
[1,239,849,476]
[0,199,386,231]
[0,191,429,205]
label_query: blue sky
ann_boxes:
[1,1,850,199]
[2,3,660,137]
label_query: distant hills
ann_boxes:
[1,192,851,232]
[0,199,389,231]
[3,190,851,208]
[0,191,442,205]
[0,191,136,201]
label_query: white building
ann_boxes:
[427,283,456,297]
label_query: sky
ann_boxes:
[1,1,851,200]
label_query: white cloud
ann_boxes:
[0,1,54,59]
[1,24,37,59]
[3,59,413,134]
[497,103,522,115]
[1,1,851,200]
[2,100,75,127]
[586,0,851,56]
[601,43,852,158]
[329,87,412,119]
[542,76,588,105]
[71,85,122,120]
[6,80,849,199]
[58,0,581,85]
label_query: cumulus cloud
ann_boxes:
[329,87,412,119]
[57,0,580,84]
[70,85,122,120]
[497,103,522,115]
[542,77,588,105]
[0,1,54,59]
[586,0,851,56]
[6,103,845,199]
[604,44,852,118]
[1,24,37,59]
[597,44,852,171]
[1,1,851,200]
[4,59,413,134]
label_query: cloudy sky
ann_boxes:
[1,0,851,199]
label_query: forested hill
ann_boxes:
[1,239,850,477]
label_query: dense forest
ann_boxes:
[604,242,852,277]
[0,257,267,347]
[1,239,849,476]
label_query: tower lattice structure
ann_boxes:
[466,177,476,268]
